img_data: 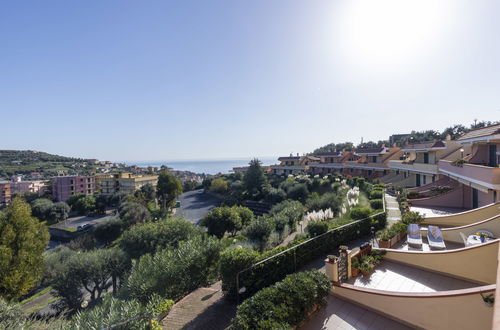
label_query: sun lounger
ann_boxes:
[428,225,446,250]
[407,224,422,248]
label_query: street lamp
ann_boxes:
[370,227,375,245]
[460,148,464,158]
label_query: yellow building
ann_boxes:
[96,173,158,195]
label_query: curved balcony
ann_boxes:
[388,160,439,175]
[439,160,500,190]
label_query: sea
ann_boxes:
[124,157,277,175]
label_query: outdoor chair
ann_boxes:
[428,225,446,250]
[407,224,422,249]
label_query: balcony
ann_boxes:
[439,160,500,190]
[388,160,439,174]
[344,161,388,170]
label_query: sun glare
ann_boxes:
[336,0,453,73]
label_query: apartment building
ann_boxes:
[270,154,319,175]
[96,173,158,195]
[308,150,353,175]
[52,175,96,202]
[0,181,11,204]
[344,145,402,179]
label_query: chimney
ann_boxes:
[290,153,293,157]
[296,153,299,157]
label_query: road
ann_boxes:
[176,189,220,224]
[52,212,117,230]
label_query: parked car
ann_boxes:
[77,223,94,231]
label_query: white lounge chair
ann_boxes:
[428,225,446,250]
[407,224,422,249]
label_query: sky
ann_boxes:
[1,0,499,161]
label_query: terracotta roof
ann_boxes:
[278,156,300,160]
[316,151,342,157]
[458,124,500,141]
[355,147,386,154]
[306,156,320,161]
[401,141,446,151]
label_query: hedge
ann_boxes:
[369,199,384,210]
[231,270,331,329]
[369,190,383,199]
[220,212,387,301]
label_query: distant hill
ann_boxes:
[0,150,91,179]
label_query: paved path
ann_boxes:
[385,193,401,226]
[161,282,235,330]
[176,190,220,224]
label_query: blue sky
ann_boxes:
[1,0,498,161]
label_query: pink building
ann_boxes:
[52,175,96,202]
[0,181,11,204]
[10,180,48,196]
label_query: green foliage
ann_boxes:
[286,183,309,202]
[119,217,201,259]
[305,192,342,213]
[0,198,49,300]
[263,187,287,205]
[67,193,86,209]
[306,220,329,237]
[313,142,355,154]
[123,236,222,303]
[369,199,383,210]
[270,200,304,232]
[49,202,71,223]
[377,222,407,241]
[156,171,183,212]
[30,198,54,221]
[201,206,243,238]
[209,178,229,194]
[231,270,331,329]
[93,218,124,244]
[73,195,97,216]
[243,159,267,198]
[48,247,129,309]
[70,295,160,330]
[118,200,151,226]
[402,211,425,225]
[233,206,254,227]
[0,297,23,328]
[244,217,275,251]
[219,248,260,301]
[349,207,372,220]
[369,190,383,199]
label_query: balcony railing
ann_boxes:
[388,160,439,174]
[344,161,388,169]
[438,160,500,189]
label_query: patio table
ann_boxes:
[467,234,494,246]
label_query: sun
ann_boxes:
[335,0,454,73]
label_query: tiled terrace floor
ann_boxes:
[391,236,464,252]
[410,206,468,218]
[347,261,477,292]
[300,295,413,330]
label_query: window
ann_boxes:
[423,153,429,164]
[70,180,73,184]
[372,156,377,163]
[88,184,91,189]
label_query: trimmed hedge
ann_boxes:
[369,199,383,210]
[349,207,372,220]
[369,190,383,199]
[231,270,331,329]
[220,212,387,301]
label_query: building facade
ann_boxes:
[52,175,96,202]
[96,173,158,195]
[0,181,11,204]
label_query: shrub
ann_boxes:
[124,236,222,303]
[349,207,371,220]
[201,206,243,238]
[407,191,421,199]
[305,192,342,214]
[231,270,331,329]
[306,220,329,237]
[209,178,229,194]
[219,248,260,300]
[270,200,304,231]
[93,218,124,244]
[369,190,383,199]
[369,199,383,210]
[402,211,424,225]
[263,187,287,205]
[286,183,309,202]
[244,216,275,251]
[119,217,201,259]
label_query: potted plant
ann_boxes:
[481,293,495,307]
[327,255,338,263]
[358,255,375,276]
[376,228,393,248]
[339,245,349,253]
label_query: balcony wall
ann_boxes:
[332,284,495,330]
[344,161,388,170]
[388,160,439,174]
[380,240,499,284]
[422,202,500,227]
[439,160,500,190]
[421,214,500,245]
